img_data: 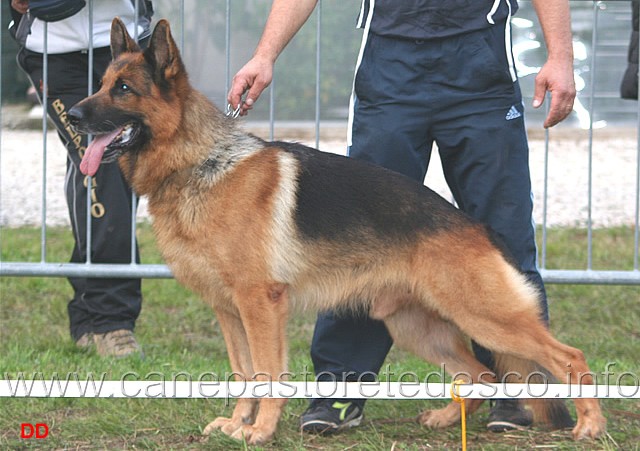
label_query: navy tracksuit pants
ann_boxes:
[311,22,548,384]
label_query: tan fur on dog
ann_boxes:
[68,18,607,445]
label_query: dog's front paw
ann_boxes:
[203,417,243,436]
[418,403,460,429]
[203,418,274,445]
[229,424,274,445]
[572,415,607,440]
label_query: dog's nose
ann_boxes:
[67,106,83,126]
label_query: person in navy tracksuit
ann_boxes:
[228,0,576,434]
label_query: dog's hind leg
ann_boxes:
[376,303,495,429]
[479,321,607,440]
[413,242,606,439]
[203,305,259,438]
[472,320,606,439]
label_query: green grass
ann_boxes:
[1,224,638,450]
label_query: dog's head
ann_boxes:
[69,18,186,176]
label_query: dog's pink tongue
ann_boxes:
[79,128,122,176]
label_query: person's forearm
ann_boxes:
[531,0,573,62]
[253,0,318,63]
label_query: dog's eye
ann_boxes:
[110,79,134,97]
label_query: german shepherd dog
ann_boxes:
[69,18,606,445]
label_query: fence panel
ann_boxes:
[1,0,638,285]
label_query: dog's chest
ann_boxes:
[147,188,227,292]
[154,220,230,302]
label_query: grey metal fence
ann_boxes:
[1,0,639,285]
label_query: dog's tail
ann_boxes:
[494,353,575,430]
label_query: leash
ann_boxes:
[225,103,242,119]
[450,379,467,451]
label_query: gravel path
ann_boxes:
[1,127,637,228]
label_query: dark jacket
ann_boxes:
[357,0,518,40]
[621,0,639,100]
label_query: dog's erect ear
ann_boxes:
[145,19,184,82]
[110,17,140,60]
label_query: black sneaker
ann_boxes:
[486,399,533,432]
[300,399,364,435]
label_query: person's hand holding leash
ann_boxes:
[227,0,317,116]
[228,56,274,117]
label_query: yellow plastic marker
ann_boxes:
[450,379,467,451]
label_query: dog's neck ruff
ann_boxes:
[193,130,265,183]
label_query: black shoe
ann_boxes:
[300,399,364,435]
[486,400,533,432]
